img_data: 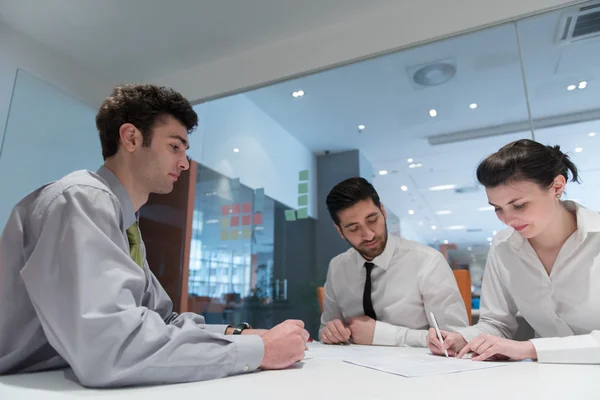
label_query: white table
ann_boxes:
[2,344,600,399]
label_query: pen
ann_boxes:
[430,311,449,358]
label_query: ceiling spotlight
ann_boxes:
[358,124,366,131]
[578,81,587,89]
[429,184,456,191]
[412,62,456,86]
[589,132,596,137]
[408,210,415,215]
[431,225,437,230]
[575,147,583,153]
[401,185,408,192]
[447,225,466,230]
[469,103,478,109]
[467,247,472,251]
[567,85,577,91]
[443,240,449,244]
[379,170,388,176]
[407,158,414,163]
[487,237,493,242]
[409,163,423,169]
[429,109,438,117]
[435,210,452,215]
[292,90,305,97]
[233,148,240,153]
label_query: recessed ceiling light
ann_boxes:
[233,148,240,153]
[407,158,414,163]
[589,132,596,137]
[429,109,438,117]
[379,170,388,176]
[292,90,305,97]
[479,206,495,211]
[429,184,456,191]
[578,81,587,89]
[358,124,366,131]
[435,210,452,215]
[447,225,466,230]
[575,146,583,153]
[401,185,408,191]
[409,163,423,169]
[487,237,493,242]
[567,84,577,91]
[467,247,472,251]
[443,240,449,244]
[408,209,415,215]
[469,103,478,109]
[431,225,437,230]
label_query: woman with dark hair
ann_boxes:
[427,139,600,364]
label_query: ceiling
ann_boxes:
[0,0,393,82]
[243,1,600,264]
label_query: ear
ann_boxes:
[119,123,141,153]
[380,202,387,219]
[334,223,344,239]
[552,175,567,197]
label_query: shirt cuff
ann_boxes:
[204,324,231,335]
[229,334,265,374]
[457,326,484,342]
[373,321,397,346]
[530,335,599,364]
[405,329,428,347]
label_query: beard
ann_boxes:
[343,222,389,261]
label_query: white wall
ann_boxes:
[157,0,574,103]
[0,21,110,153]
[189,94,317,217]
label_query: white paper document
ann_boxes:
[344,354,506,377]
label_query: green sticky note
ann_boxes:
[220,217,229,229]
[298,182,309,194]
[242,227,252,239]
[230,230,239,240]
[285,209,296,221]
[220,230,229,241]
[298,195,308,207]
[297,208,309,219]
[299,170,309,181]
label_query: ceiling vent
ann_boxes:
[557,2,600,44]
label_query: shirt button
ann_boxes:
[243,365,249,372]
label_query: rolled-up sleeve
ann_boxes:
[20,186,264,388]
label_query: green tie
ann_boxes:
[126,222,144,268]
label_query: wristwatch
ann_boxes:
[232,322,252,335]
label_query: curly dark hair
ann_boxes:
[96,84,198,160]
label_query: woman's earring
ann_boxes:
[556,193,562,199]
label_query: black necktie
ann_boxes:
[363,262,377,320]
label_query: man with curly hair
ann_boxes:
[0,84,308,387]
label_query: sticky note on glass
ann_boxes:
[230,230,239,240]
[297,208,309,219]
[220,217,229,229]
[298,195,308,207]
[242,227,252,239]
[242,203,252,213]
[285,209,296,221]
[221,205,230,215]
[220,231,229,241]
[254,188,265,213]
[242,215,251,226]
[232,204,241,214]
[298,182,309,194]
[253,213,263,225]
[230,216,240,227]
[299,170,309,181]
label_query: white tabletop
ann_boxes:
[1,344,600,400]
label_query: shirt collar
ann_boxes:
[96,165,137,229]
[355,235,395,271]
[499,201,600,251]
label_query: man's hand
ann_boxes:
[320,319,351,344]
[346,316,376,345]
[427,328,467,357]
[259,320,310,370]
[457,334,537,361]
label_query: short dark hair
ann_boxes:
[96,84,198,160]
[477,139,580,189]
[326,177,381,226]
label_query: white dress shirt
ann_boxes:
[458,201,600,364]
[320,235,468,347]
